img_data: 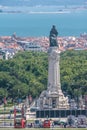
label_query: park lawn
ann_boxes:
[0,128,87,130]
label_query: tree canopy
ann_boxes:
[0,50,87,102]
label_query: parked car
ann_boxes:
[77,115,87,128]
[67,115,77,128]
[34,120,43,128]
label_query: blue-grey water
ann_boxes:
[0,10,87,37]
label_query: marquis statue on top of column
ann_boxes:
[49,25,58,47]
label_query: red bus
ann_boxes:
[14,118,26,128]
[43,120,51,128]
[14,105,26,128]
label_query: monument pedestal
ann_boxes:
[37,47,69,109]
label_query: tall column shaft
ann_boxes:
[48,47,61,91]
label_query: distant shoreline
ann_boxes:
[0,9,87,14]
[0,11,70,14]
[0,5,87,14]
[27,11,71,14]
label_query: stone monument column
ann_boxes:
[37,25,69,109]
[48,25,61,93]
[47,25,69,109]
[48,47,61,92]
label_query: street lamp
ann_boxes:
[18,89,20,108]
[3,88,8,127]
